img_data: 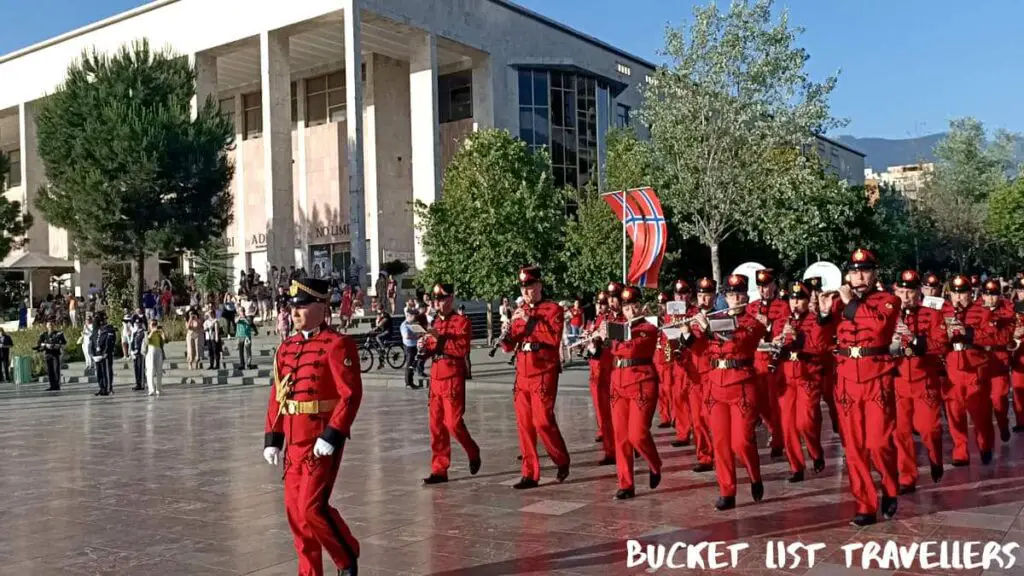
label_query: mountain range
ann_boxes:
[837,133,1024,172]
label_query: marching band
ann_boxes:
[479,248,1024,527]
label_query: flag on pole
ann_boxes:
[603,187,668,289]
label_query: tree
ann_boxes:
[35,40,234,304]
[919,117,1014,272]
[416,129,564,341]
[987,177,1024,266]
[640,0,843,283]
[0,151,33,262]
[192,242,231,305]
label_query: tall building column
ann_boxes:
[343,0,367,287]
[295,76,309,269]
[409,32,440,271]
[191,52,218,119]
[260,29,296,275]
[472,54,494,131]
[19,101,50,306]
[232,93,247,287]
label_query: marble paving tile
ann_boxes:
[518,500,589,515]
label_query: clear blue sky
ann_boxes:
[1,0,1020,139]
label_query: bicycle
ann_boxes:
[358,336,407,373]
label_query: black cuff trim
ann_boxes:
[817,313,832,326]
[264,432,284,449]
[913,336,927,356]
[320,426,348,448]
[435,336,448,353]
[964,327,975,344]
[842,300,860,322]
[792,332,806,351]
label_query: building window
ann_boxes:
[242,91,262,140]
[218,97,236,134]
[517,69,549,152]
[3,149,21,189]
[291,81,298,125]
[550,71,578,190]
[615,103,631,129]
[439,70,473,124]
[305,66,366,127]
[616,62,632,77]
[575,75,598,191]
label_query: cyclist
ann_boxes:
[371,310,393,352]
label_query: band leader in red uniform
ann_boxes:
[891,270,948,493]
[602,285,664,499]
[419,283,482,485]
[682,274,767,511]
[264,278,362,576]
[978,279,1016,443]
[775,280,833,483]
[748,269,789,458]
[500,266,571,488]
[586,290,616,465]
[1010,277,1024,431]
[818,249,900,527]
[655,291,678,431]
[943,274,998,466]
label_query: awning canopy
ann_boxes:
[0,251,76,274]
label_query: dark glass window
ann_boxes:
[439,70,473,124]
[517,70,549,152]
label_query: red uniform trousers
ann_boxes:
[514,373,570,480]
[822,357,841,437]
[778,375,823,474]
[706,380,761,497]
[283,444,360,576]
[834,375,899,516]
[589,358,615,459]
[989,364,1012,438]
[754,353,784,451]
[688,378,714,465]
[944,376,995,461]
[1013,368,1024,427]
[656,360,674,424]
[672,368,694,443]
[611,373,662,490]
[893,378,943,487]
[428,376,480,475]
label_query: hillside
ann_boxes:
[838,133,1024,172]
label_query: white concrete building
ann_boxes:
[0,0,653,296]
[864,162,934,199]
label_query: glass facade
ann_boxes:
[518,68,617,197]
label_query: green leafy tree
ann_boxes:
[641,0,843,283]
[35,40,234,304]
[987,177,1024,266]
[920,117,1014,272]
[416,129,564,340]
[0,151,33,261]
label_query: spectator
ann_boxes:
[17,299,27,330]
[129,318,147,391]
[142,290,158,320]
[371,310,393,351]
[234,312,258,370]
[160,286,173,319]
[276,305,291,342]
[568,299,584,345]
[68,294,79,327]
[0,328,12,382]
[222,295,237,336]
[400,309,425,389]
[145,319,166,396]
[340,286,353,330]
[186,310,203,370]
[386,274,398,314]
[203,310,222,370]
[499,297,512,334]
[79,314,94,374]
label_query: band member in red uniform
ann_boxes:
[586,291,616,465]
[683,278,716,472]
[683,274,767,510]
[419,283,481,484]
[607,281,624,316]
[668,279,695,447]
[979,279,1016,443]
[818,248,900,527]
[944,274,998,466]
[264,278,362,576]
[805,276,841,436]
[1011,277,1024,432]
[891,270,948,493]
[655,292,677,430]
[500,266,571,488]
[606,285,663,499]
[748,269,789,458]
[775,281,833,482]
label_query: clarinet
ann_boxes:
[488,325,512,357]
[767,311,797,373]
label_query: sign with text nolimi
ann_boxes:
[602,187,667,288]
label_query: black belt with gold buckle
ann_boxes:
[614,358,653,368]
[710,358,753,370]
[835,346,888,359]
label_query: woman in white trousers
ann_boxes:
[80,316,94,373]
[144,319,166,396]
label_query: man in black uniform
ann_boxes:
[36,321,67,391]
[0,328,13,382]
[91,312,118,396]
[129,317,147,391]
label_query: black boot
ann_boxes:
[422,474,448,485]
[597,456,615,466]
[881,494,898,520]
[812,456,826,473]
[649,471,661,490]
[850,514,876,527]
[952,459,969,467]
[594,435,603,443]
[615,488,635,500]
[787,470,804,483]
[1001,428,1011,442]
[556,465,570,483]
[770,447,784,459]
[930,463,944,483]
[657,421,673,429]
[469,458,482,476]
[670,439,691,448]
[714,496,736,511]
[692,462,714,473]
[751,481,764,502]
[981,451,993,465]
[512,477,539,490]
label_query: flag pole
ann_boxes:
[621,189,627,283]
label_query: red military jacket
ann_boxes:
[687,311,767,388]
[501,299,564,379]
[943,301,1003,378]
[422,311,471,381]
[825,289,901,383]
[893,305,948,385]
[747,298,791,373]
[265,325,363,451]
[655,312,680,367]
[778,309,836,384]
[1012,307,1024,373]
[610,320,659,397]
[981,300,1015,376]
[588,312,615,372]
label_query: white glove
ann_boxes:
[263,446,280,466]
[313,438,335,458]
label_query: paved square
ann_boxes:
[1,351,1023,575]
